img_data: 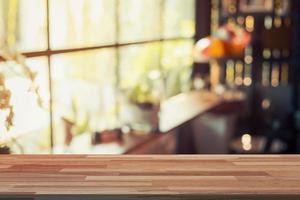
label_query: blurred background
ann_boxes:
[0,0,299,154]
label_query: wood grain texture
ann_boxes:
[0,155,300,197]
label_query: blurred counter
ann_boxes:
[160,90,245,132]
[58,90,245,154]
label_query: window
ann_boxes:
[0,0,195,153]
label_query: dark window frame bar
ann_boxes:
[19,37,194,58]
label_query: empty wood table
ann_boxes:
[0,155,300,199]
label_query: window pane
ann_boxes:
[0,0,47,52]
[0,57,51,153]
[119,0,161,43]
[119,42,161,132]
[163,0,195,38]
[119,42,161,90]
[162,40,194,97]
[51,49,117,148]
[162,40,194,70]
[49,0,116,49]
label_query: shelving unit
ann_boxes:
[205,0,300,153]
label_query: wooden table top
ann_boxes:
[1,155,300,197]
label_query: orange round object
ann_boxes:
[207,39,227,58]
[194,25,251,61]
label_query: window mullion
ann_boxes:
[46,0,54,152]
[115,0,121,124]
